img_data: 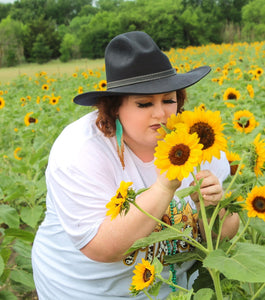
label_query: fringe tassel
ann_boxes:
[115,118,125,169]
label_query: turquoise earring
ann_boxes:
[115,118,125,168]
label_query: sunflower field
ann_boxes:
[1,40,265,299]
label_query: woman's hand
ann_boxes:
[190,170,223,206]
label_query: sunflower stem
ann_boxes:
[251,282,265,300]
[191,172,213,251]
[156,274,193,294]
[208,269,223,300]
[215,209,230,249]
[131,201,208,254]
[226,217,250,255]
[143,288,153,300]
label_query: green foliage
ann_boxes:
[0,16,25,67]
[32,34,52,64]
[242,0,265,41]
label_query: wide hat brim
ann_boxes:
[74,65,211,106]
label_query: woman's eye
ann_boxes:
[137,102,153,108]
[163,99,177,104]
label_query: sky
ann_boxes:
[0,0,16,3]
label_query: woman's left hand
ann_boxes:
[190,170,223,206]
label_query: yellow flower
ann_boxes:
[245,186,265,221]
[98,80,107,91]
[225,150,244,175]
[180,108,227,163]
[106,181,133,220]
[247,84,254,98]
[49,93,61,105]
[72,73,78,78]
[0,97,5,109]
[156,113,182,139]
[42,84,49,91]
[154,124,203,181]
[223,87,241,101]
[131,258,155,291]
[233,110,258,134]
[14,147,22,160]
[252,133,265,177]
[24,112,38,126]
[255,67,263,77]
[78,86,84,94]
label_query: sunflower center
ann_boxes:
[252,197,265,213]
[227,92,237,100]
[143,268,152,282]
[190,122,215,150]
[237,117,250,128]
[117,192,122,199]
[29,117,36,123]
[229,161,238,176]
[168,144,190,165]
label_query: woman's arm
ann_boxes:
[190,170,240,240]
[81,175,181,262]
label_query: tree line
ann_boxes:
[0,0,264,67]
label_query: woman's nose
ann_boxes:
[152,103,165,119]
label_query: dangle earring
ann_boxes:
[115,118,125,169]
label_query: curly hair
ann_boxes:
[95,89,187,137]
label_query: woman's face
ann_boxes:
[118,91,178,161]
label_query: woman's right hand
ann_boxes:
[155,169,181,193]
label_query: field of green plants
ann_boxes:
[1,41,265,299]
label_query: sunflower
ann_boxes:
[156,113,182,139]
[106,181,132,220]
[78,86,83,94]
[41,84,49,91]
[0,97,5,109]
[180,108,227,163]
[154,125,203,181]
[233,110,258,134]
[255,67,264,77]
[72,73,78,78]
[49,94,60,105]
[252,133,265,177]
[223,87,241,101]
[131,258,155,291]
[98,80,107,91]
[14,147,22,160]
[24,112,38,126]
[245,186,265,221]
[247,84,254,98]
[225,150,244,175]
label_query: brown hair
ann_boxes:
[95,89,187,137]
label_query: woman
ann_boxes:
[32,31,239,299]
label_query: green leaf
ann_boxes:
[165,248,205,264]
[249,217,265,236]
[4,228,34,243]
[10,269,35,289]
[125,225,191,254]
[194,288,214,300]
[0,255,4,277]
[20,205,43,228]
[148,280,163,296]
[153,257,163,274]
[203,243,265,282]
[13,240,32,258]
[175,186,197,199]
[0,290,17,300]
[0,205,19,228]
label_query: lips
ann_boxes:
[150,123,164,131]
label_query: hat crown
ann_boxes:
[105,31,173,84]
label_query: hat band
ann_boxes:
[107,68,176,89]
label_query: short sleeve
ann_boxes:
[46,138,119,250]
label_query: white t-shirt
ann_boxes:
[32,110,230,299]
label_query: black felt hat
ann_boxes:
[74,31,211,106]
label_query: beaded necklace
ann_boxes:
[163,200,178,292]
